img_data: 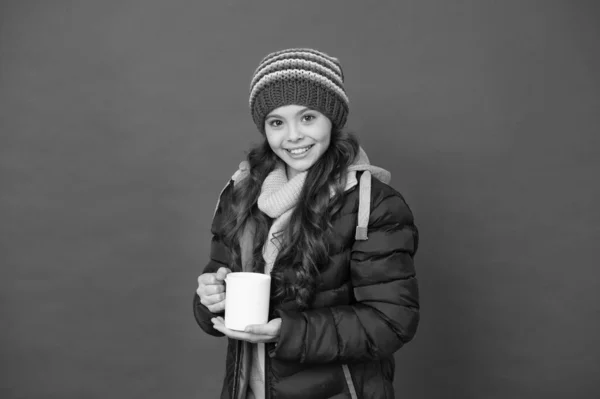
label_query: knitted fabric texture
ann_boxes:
[257,163,307,274]
[249,48,350,134]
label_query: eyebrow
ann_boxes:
[266,107,312,119]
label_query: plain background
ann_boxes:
[1,1,599,398]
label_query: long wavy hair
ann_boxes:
[220,129,360,309]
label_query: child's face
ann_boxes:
[264,104,332,180]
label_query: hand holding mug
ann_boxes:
[211,316,281,344]
[197,267,231,313]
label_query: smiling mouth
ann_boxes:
[285,145,314,155]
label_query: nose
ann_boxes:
[286,122,304,142]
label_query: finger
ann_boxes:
[215,267,232,281]
[245,318,281,335]
[205,284,225,295]
[198,284,225,298]
[198,273,218,285]
[244,324,275,336]
[211,321,273,343]
[211,318,270,340]
[200,292,226,306]
[206,301,226,313]
[211,317,225,327]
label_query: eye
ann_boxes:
[301,113,317,122]
[267,119,283,128]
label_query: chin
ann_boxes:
[288,159,315,172]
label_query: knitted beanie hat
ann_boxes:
[249,48,350,134]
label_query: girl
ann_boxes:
[194,48,419,399]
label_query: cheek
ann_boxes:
[317,127,332,149]
[265,134,281,151]
[319,139,331,156]
[322,134,331,149]
[315,119,332,146]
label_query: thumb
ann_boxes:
[245,324,271,335]
[245,319,280,336]
[215,267,231,281]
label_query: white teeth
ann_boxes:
[288,146,311,155]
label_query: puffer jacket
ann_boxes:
[193,159,420,399]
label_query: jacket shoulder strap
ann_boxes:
[212,161,250,218]
[355,170,371,241]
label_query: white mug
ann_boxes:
[224,272,271,331]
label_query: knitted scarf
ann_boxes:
[256,163,307,275]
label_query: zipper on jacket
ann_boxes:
[342,364,358,399]
[232,340,242,398]
[265,344,271,399]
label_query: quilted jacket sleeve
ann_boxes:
[271,190,420,363]
[193,181,235,338]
